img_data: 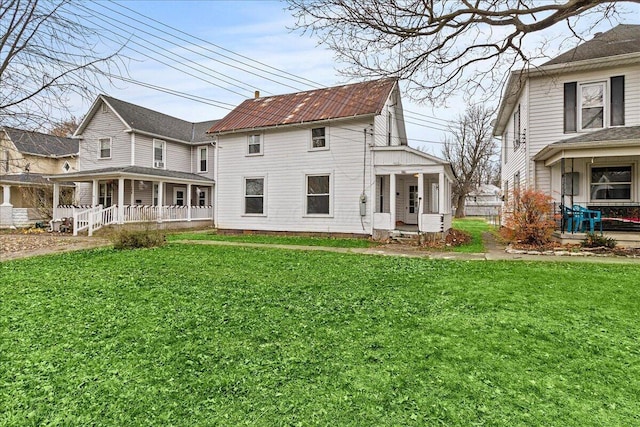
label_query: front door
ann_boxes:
[406,184,419,224]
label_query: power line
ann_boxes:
[87,1,458,128]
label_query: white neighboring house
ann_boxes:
[464,184,501,217]
[208,78,454,238]
[494,24,640,234]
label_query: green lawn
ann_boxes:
[1,245,639,426]
[451,217,495,253]
[167,231,376,248]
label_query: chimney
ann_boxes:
[254,90,260,98]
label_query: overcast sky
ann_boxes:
[68,0,639,155]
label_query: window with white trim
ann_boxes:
[579,82,605,130]
[198,190,207,206]
[247,134,262,155]
[62,161,71,173]
[174,187,185,206]
[306,174,330,215]
[590,166,631,201]
[153,183,159,206]
[153,139,166,169]
[98,138,111,159]
[244,177,265,214]
[311,127,327,149]
[198,146,208,172]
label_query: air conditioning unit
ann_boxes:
[154,161,165,168]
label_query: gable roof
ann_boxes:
[2,127,78,157]
[76,95,218,144]
[208,78,397,134]
[544,24,640,66]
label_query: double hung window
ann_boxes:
[245,177,265,214]
[306,175,330,215]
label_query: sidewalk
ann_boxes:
[177,233,640,264]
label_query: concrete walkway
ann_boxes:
[177,233,640,264]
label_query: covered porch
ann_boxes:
[535,126,640,234]
[371,146,454,238]
[46,166,215,235]
[1,174,74,228]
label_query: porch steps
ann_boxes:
[390,230,421,245]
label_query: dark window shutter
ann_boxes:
[610,76,625,126]
[564,82,577,132]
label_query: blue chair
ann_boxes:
[561,205,583,233]
[573,205,603,233]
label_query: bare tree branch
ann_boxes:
[442,104,498,218]
[0,0,127,129]
[286,0,636,104]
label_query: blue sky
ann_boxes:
[69,0,639,154]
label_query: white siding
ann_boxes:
[528,64,640,193]
[191,144,215,180]
[216,118,375,234]
[500,81,529,195]
[133,134,191,171]
[372,86,405,146]
[78,103,130,170]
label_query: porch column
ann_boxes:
[390,173,396,229]
[417,173,424,232]
[438,172,445,214]
[117,177,125,224]
[1,184,11,206]
[52,182,60,219]
[92,179,99,206]
[0,185,12,228]
[186,183,192,221]
[130,179,135,205]
[157,181,164,222]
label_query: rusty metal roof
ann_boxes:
[208,78,397,134]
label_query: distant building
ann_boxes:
[464,184,501,217]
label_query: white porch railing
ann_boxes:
[63,204,213,235]
[373,212,453,233]
[73,205,117,236]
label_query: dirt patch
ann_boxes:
[0,231,110,261]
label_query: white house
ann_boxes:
[494,24,640,234]
[208,78,454,238]
[47,95,217,235]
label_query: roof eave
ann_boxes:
[209,113,379,136]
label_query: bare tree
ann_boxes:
[443,105,497,218]
[49,116,80,137]
[1,0,125,128]
[286,0,632,104]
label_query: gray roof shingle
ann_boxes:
[552,126,640,145]
[544,24,640,66]
[101,96,218,144]
[2,127,78,157]
[55,166,215,183]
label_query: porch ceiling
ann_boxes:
[44,166,215,185]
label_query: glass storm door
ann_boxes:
[406,184,419,224]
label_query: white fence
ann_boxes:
[61,204,213,235]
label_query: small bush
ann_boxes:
[112,229,166,250]
[501,188,555,246]
[582,232,617,249]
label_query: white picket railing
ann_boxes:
[63,204,213,235]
